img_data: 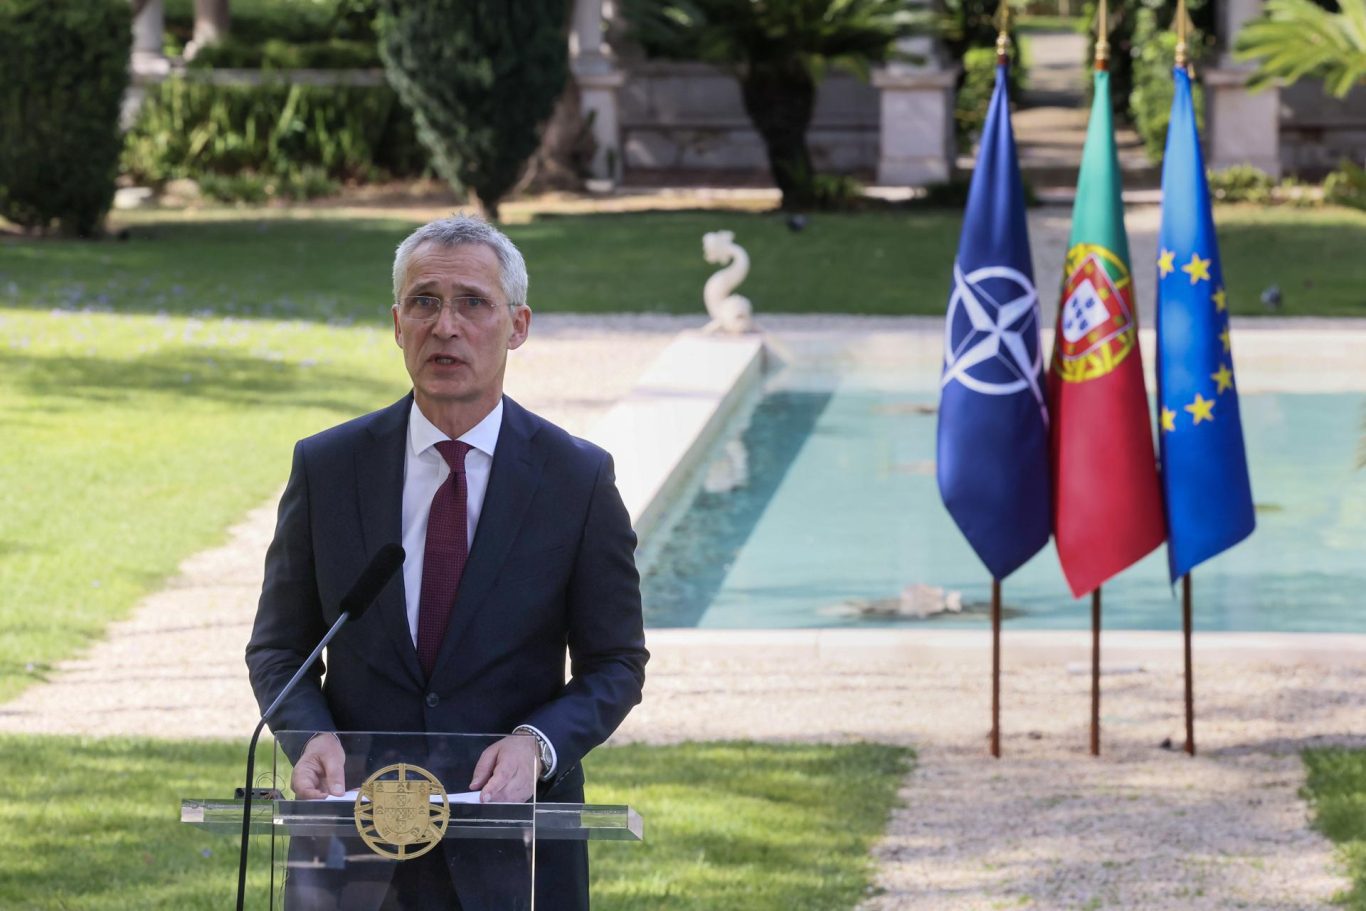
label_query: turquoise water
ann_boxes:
[641,385,1366,631]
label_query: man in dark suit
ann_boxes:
[246,215,649,910]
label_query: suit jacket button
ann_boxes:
[425,692,439,708]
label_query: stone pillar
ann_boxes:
[872,37,957,186]
[1204,0,1281,176]
[570,0,625,186]
[126,0,170,130]
[185,0,231,60]
[131,0,168,72]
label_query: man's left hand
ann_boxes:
[469,734,540,803]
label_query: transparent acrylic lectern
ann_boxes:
[180,731,643,911]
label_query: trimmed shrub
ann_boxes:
[955,47,1027,149]
[1207,165,1275,203]
[377,0,572,219]
[1083,0,1216,119]
[0,0,131,236]
[1324,160,1366,211]
[188,37,381,70]
[121,80,427,187]
[198,167,340,203]
[1129,7,1205,163]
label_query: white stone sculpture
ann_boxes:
[702,439,749,494]
[701,230,754,334]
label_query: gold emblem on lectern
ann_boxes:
[354,763,450,860]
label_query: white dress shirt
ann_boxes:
[401,398,501,640]
[400,398,557,776]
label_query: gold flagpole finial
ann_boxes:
[995,0,1012,64]
[1095,0,1110,70]
[1174,0,1189,70]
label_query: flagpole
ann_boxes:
[1091,586,1102,756]
[1095,0,1109,72]
[985,0,1011,765]
[1183,573,1196,754]
[1175,0,1192,75]
[1087,0,1107,761]
[1172,0,1197,762]
[992,578,1002,758]
[995,0,1012,67]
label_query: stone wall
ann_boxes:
[1279,81,1366,177]
[617,61,880,179]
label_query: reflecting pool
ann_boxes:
[641,375,1366,631]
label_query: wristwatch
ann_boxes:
[513,725,553,780]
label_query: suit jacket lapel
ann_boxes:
[353,393,426,689]
[430,397,544,686]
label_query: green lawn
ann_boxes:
[0,736,911,911]
[5,207,1361,321]
[0,310,407,701]
[1216,206,1366,317]
[1303,748,1366,910]
[3,209,966,318]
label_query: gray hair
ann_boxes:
[391,214,529,308]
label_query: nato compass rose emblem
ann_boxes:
[942,261,1046,420]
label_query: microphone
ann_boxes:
[339,542,405,619]
[235,544,405,911]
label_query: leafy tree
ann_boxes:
[1235,0,1366,97]
[376,0,571,220]
[624,0,920,209]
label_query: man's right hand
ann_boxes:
[291,733,346,799]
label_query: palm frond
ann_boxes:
[1235,0,1366,97]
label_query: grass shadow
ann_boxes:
[4,346,396,412]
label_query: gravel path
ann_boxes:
[621,647,1362,910]
[0,314,692,739]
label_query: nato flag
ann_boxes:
[1155,68,1256,581]
[937,64,1052,580]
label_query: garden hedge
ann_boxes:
[0,0,131,236]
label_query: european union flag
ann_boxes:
[937,64,1051,580]
[1155,67,1256,581]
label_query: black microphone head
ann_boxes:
[339,543,405,620]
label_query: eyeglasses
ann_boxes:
[397,295,506,323]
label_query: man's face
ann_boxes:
[392,241,530,416]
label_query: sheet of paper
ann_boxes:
[317,789,482,804]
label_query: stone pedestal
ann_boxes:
[574,60,627,183]
[570,0,624,185]
[1205,67,1281,177]
[126,0,170,130]
[131,0,168,73]
[1205,0,1281,176]
[871,64,957,186]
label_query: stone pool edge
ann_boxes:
[589,330,766,544]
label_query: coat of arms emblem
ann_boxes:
[355,763,450,860]
[1052,243,1138,384]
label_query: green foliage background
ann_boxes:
[376,0,571,218]
[0,0,131,236]
[121,80,428,188]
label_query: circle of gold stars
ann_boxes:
[1157,246,1236,433]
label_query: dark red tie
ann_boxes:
[416,440,472,678]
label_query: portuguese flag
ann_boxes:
[1049,68,1165,597]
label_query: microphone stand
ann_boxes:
[234,613,355,911]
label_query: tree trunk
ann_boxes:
[192,0,230,47]
[739,61,818,210]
